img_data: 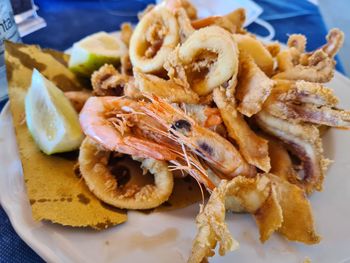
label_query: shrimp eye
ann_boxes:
[171,119,192,132]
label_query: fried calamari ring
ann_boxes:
[129,6,179,73]
[79,138,174,210]
[166,26,239,96]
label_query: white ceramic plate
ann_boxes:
[1,71,350,263]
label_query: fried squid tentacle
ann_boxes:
[274,50,335,83]
[188,179,240,263]
[213,88,271,172]
[300,28,344,63]
[287,34,307,53]
[120,23,133,47]
[265,42,281,57]
[274,29,344,83]
[255,111,330,194]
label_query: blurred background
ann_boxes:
[11,0,350,75]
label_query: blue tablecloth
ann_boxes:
[0,0,341,262]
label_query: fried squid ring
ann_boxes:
[79,138,174,210]
[166,26,239,96]
[255,111,331,194]
[129,6,179,73]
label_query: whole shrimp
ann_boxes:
[79,96,255,190]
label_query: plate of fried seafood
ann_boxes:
[1,0,350,262]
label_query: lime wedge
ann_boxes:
[25,69,84,155]
[68,31,127,77]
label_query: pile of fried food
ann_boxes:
[65,0,348,262]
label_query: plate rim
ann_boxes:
[1,71,350,263]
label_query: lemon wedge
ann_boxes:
[25,69,84,155]
[68,31,127,77]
